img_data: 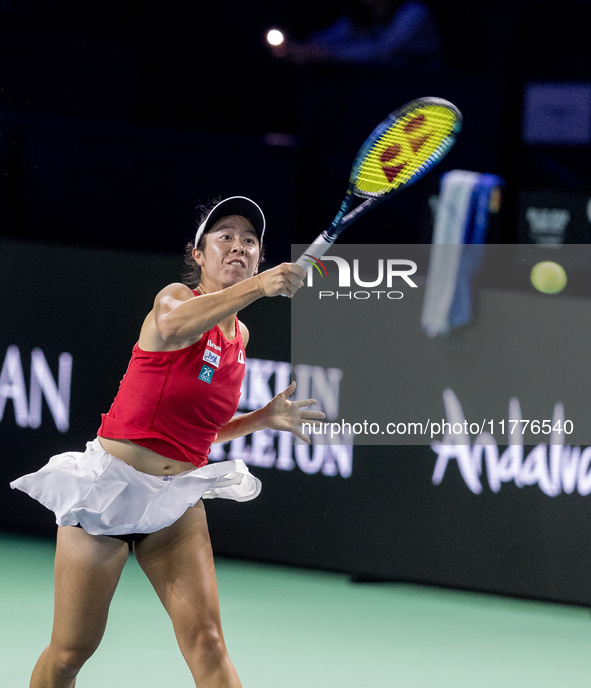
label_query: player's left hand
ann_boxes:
[264,381,325,443]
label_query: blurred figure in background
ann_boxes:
[272,0,442,68]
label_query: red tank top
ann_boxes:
[97,318,246,467]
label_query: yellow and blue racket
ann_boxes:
[296,97,462,268]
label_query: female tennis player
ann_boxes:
[11,196,323,688]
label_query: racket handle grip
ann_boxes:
[294,232,335,269]
[280,233,335,297]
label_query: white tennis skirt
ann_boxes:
[10,438,261,536]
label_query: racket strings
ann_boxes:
[354,105,460,197]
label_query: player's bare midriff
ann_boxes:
[97,437,195,476]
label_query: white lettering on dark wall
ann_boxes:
[525,207,570,243]
[0,346,352,476]
[431,388,591,497]
[209,358,353,478]
[0,346,73,433]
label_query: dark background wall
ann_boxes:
[3,240,591,606]
[2,1,590,258]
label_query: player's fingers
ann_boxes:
[271,263,304,298]
[290,264,306,281]
[279,381,296,398]
[279,271,300,298]
[300,411,326,421]
[297,421,325,434]
[288,264,305,291]
[293,398,319,408]
[293,429,311,444]
[283,281,302,297]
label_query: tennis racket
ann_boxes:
[296,97,462,269]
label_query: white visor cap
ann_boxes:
[195,196,266,247]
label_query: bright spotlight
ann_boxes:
[266,29,284,46]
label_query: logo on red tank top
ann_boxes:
[198,365,215,384]
[203,349,221,368]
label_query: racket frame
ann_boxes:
[294,97,462,270]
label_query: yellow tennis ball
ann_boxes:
[530,261,567,294]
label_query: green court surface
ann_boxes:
[1,533,589,687]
